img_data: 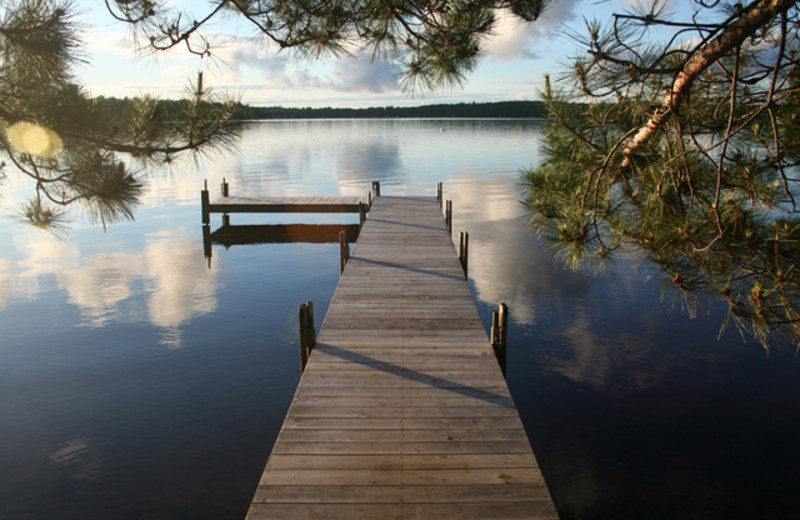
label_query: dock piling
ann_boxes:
[339,230,350,273]
[358,202,367,227]
[459,231,469,275]
[437,182,443,207]
[221,177,229,197]
[201,181,210,225]
[491,302,509,377]
[445,200,453,235]
[372,181,381,198]
[298,301,316,372]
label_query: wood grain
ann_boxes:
[246,196,558,519]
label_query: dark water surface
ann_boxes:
[1,119,798,519]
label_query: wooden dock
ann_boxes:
[246,195,558,519]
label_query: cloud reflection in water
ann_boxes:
[7,229,218,348]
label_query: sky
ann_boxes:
[75,0,673,108]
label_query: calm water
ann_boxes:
[1,119,798,520]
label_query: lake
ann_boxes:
[1,119,798,519]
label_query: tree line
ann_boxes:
[92,98,548,120]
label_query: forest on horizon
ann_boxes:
[93,97,548,120]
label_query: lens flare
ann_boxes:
[7,121,63,158]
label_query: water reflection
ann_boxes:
[4,119,798,520]
[447,175,741,394]
[47,438,102,481]
[336,140,404,187]
[208,223,360,248]
[446,176,595,326]
[6,229,217,347]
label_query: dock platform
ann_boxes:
[245,195,558,519]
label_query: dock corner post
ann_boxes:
[491,302,509,378]
[201,181,210,225]
[445,200,453,235]
[299,301,316,372]
[372,181,381,198]
[459,231,469,275]
[358,202,367,227]
[221,177,229,197]
[307,301,316,349]
[339,230,350,274]
[437,182,443,207]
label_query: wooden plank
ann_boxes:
[247,196,558,520]
[208,195,367,214]
[260,467,545,486]
[252,484,553,503]
[247,502,559,520]
[273,428,529,444]
[281,416,526,430]
[271,440,533,455]
[265,453,539,470]
[286,405,519,419]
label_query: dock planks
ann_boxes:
[246,196,558,520]
[208,195,367,214]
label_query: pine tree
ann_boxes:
[521,0,800,350]
[0,0,238,232]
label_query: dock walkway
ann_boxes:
[246,195,558,519]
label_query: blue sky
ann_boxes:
[74,0,672,108]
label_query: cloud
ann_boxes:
[161,65,196,79]
[482,2,583,61]
[326,55,399,93]
[205,34,400,94]
[80,28,134,55]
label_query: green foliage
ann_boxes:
[0,0,238,231]
[523,0,800,351]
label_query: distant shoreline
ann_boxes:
[93,97,549,120]
[234,100,547,120]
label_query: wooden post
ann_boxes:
[459,231,469,275]
[372,181,381,198]
[437,182,443,207]
[299,301,316,372]
[222,214,230,227]
[201,180,210,225]
[445,200,452,235]
[491,302,509,378]
[358,202,367,227]
[339,230,350,273]
[368,191,373,208]
[221,177,229,197]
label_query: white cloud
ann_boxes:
[482,2,583,61]
[161,65,196,79]
[326,54,399,93]
[202,34,400,95]
[80,28,135,55]
[483,11,533,61]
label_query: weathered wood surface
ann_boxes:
[246,196,558,520]
[209,195,367,214]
